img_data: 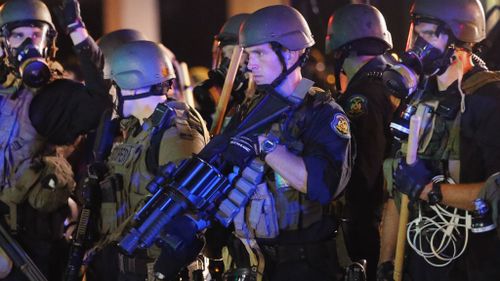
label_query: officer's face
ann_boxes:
[119,88,167,119]
[245,43,283,85]
[7,26,48,49]
[410,22,449,53]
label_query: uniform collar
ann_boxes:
[347,55,389,90]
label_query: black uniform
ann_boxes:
[223,86,352,281]
[337,56,393,281]
[404,66,500,281]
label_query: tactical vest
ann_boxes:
[385,70,500,201]
[100,101,209,238]
[0,67,69,236]
[0,82,45,190]
[263,86,349,232]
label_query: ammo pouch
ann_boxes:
[99,173,123,233]
[260,239,336,265]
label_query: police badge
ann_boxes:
[331,113,351,139]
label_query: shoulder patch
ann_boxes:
[331,113,351,139]
[346,94,368,117]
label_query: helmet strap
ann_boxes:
[264,43,310,89]
[332,47,350,92]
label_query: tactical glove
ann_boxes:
[222,135,260,168]
[54,0,85,34]
[197,134,230,162]
[393,159,432,203]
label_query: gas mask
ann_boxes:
[11,37,51,88]
[383,23,454,99]
[3,23,53,89]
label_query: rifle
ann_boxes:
[118,89,298,256]
[0,222,47,281]
[64,108,118,281]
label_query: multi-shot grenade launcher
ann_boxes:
[118,90,299,256]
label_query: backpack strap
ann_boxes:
[145,103,176,174]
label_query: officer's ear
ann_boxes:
[285,50,301,68]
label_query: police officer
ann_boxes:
[0,0,89,279]
[325,4,395,281]
[86,40,209,281]
[193,13,250,129]
[202,5,352,281]
[0,0,62,187]
[53,0,140,102]
[378,0,500,280]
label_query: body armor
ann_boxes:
[100,100,208,236]
[0,84,45,189]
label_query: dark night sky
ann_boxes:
[1,0,497,71]
[0,0,412,68]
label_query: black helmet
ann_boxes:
[411,0,486,43]
[215,13,249,47]
[97,29,148,79]
[239,5,314,50]
[326,4,392,54]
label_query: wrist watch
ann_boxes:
[260,135,279,160]
[427,181,443,205]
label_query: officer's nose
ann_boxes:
[247,58,257,72]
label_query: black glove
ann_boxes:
[376,261,394,281]
[54,0,85,34]
[393,159,432,202]
[222,135,259,168]
[0,60,9,84]
[193,81,216,128]
[208,66,248,96]
[197,134,230,162]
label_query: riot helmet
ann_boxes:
[109,40,176,116]
[240,5,314,51]
[110,40,175,89]
[96,29,148,79]
[212,13,249,70]
[325,4,392,55]
[384,0,487,99]
[216,13,249,48]
[239,5,314,89]
[0,0,57,88]
[410,0,486,44]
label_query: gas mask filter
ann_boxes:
[383,24,454,99]
[9,34,51,88]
